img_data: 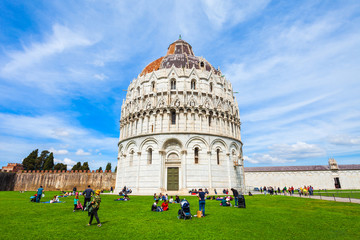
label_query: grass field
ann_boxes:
[1,191,359,240]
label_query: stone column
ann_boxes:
[207,150,212,189]
[181,150,187,191]
[159,150,166,191]
[227,152,232,188]
[160,113,163,133]
[136,151,141,191]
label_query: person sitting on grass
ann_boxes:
[152,200,164,212]
[169,196,174,203]
[161,200,169,211]
[220,198,230,207]
[50,195,59,203]
[175,195,180,203]
[153,193,157,200]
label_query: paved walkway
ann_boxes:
[288,194,360,204]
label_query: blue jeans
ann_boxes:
[199,200,205,216]
[234,197,238,206]
[36,194,41,203]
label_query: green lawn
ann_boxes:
[0,191,359,240]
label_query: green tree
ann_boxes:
[54,163,67,171]
[98,167,102,171]
[115,166,117,172]
[81,162,90,171]
[36,150,49,170]
[72,162,82,171]
[105,162,111,171]
[22,149,38,170]
[43,152,54,170]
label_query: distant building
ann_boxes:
[1,163,24,172]
[245,158,360,190]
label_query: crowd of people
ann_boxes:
[259,185,314,196]
[31,184,245,226]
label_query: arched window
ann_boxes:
[148,148,152,164]
[216,149,220,165]
[171,111,176,124]
[171,79,176,90]
[200,62,204,68]
[191,79,196,90]
[151,82,155,91]
[194,147,199,164]
[210,82,213,92]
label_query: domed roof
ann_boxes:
[140,38,219,76]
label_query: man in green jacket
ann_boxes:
[88,190,101,227]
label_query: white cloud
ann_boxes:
[54,157,76,169]
[201,0,270,28]
[93,73,108,81]
[49,147,69,155]
[76,149,91,156]
[244,154,295,165]
[269,142,326,159]
[2,24,94,74]
[329,135,360,145]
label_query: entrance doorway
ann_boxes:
[167,167,179,191]
[334,177,341,189]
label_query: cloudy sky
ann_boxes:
[0,0,359,170]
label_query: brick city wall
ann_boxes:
[0,171,116,191]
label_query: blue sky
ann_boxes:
[0,0,359,170]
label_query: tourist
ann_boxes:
[263,186,267,195]
[110,186,113,193]
[73,186,77,195]
[36,185,44,203]
[88,190,101,227]
[260,187,263,193]
[161,200,169,211]
[83,185,94,211]
[50,195,59,203]
[169,196,174,203]
[197,188,206,217]
[214,189,217,195]
[151,200,158,211]
[231,188,239,207]
[175,195,180,203]
[153,193,157,200]
[73,193,83,211]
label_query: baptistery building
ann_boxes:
[115,38,245,194]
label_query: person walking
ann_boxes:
[73,186,77,195]
[231,188,239,207]
[197,188,207,217]
[36,185,44,203]
[83,185,94,211]
[88,190,102,227]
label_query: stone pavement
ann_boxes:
[288,193,360,204]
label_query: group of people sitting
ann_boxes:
[153,193,181,204]
[115,194,130,201]
[189,188,210,194]
[151,199,169,212]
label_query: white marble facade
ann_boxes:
[115,39,245,194]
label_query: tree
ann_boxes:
[54,163,67,171]
[43,152,54,170]
[36,150,50,170]
[81,162,90,171]
[106,162,111,171]
[72,162,82,171]
[98,167,102,171]
[22,149,38,170]
[115,166,117,172]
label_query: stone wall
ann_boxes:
[0,171,116,191]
